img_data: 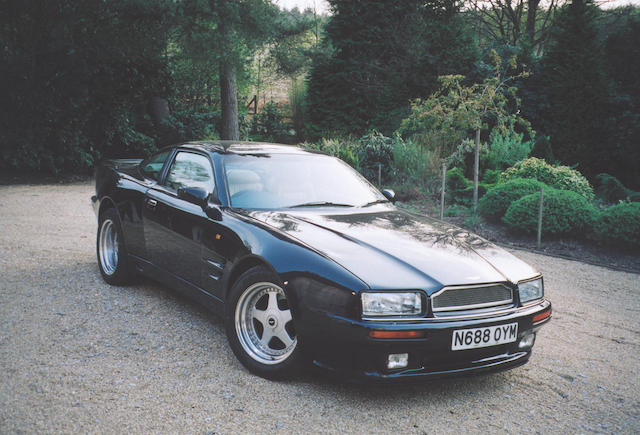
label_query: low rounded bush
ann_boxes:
[500,157,594,200]
[502,189,597,236]
[478,178,548,221]
[593,202,640,250]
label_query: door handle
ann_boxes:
[146,198,158,208]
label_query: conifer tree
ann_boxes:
[306,0,477,137]
[536,0,610,178]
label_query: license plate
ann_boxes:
[451,322,518,351]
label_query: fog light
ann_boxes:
[387,353,409,369]
[519,332,536,349]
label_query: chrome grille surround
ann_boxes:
[431,283,513,312]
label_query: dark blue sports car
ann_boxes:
[92,141,551,381]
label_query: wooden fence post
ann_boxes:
[537,187,544,249]
[440,161,446,220]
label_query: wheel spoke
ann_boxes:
[279,308,292,325]
[274,326,294,348]
[252,308,268,326]
[260,329,274,347]
[266,291,278,311]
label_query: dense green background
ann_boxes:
[1,0,638,190]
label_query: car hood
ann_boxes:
[243,206,539,293]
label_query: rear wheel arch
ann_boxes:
[98,197,118,221]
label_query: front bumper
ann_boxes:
[300,299,551,382]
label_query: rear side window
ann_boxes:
[141,150,170,181]
[165,152,215,194]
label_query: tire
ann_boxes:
[97,207,132,285]
[225,266,302,379]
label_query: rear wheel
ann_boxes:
[97,208,132,285]
[225,267,302,379]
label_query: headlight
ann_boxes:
[361,292,422,316]
[518,278,544,304]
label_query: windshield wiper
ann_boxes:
[288,201,355,208]
[361,199,389,207]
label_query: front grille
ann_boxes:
[431,284,513,312]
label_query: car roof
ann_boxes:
[178,141,319,156]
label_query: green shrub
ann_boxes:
[500,157,594,200]
[593,202,640,250]
[356,131,395,184]
[503,189,597,236]
[482,169,502,185]
[478,178,548,221]
[250,101,294,144]
[159,110,220,146]
[484,129,534,170]
[392,139,434,189]
[445,168,490,205]
[595,173,640,203]
[447,167,471,191]
[301,137,361,171]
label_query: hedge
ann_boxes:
[478,178,548,221]
[503,189,596,236]
[500,157,594,200]
[593,202,640,250]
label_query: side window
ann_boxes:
[165,152,215,194]
[141,150,170,181]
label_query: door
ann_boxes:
[143,151,216,287]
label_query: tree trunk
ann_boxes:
[219,14,239,141]
[526,0,541,44]
[220,59,239,141]
[473,127,480,212]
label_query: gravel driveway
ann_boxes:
[1,182,639,434]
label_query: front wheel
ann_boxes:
[97,208,132,285]
[225,267,302,379]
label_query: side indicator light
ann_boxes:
[369,330,425,339]
[533,309,551,323]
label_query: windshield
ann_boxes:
[222,153,386,209]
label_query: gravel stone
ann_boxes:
[1,182,639,433]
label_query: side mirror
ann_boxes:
[382,189,396,203]
[177,186,209,208]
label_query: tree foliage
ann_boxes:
[1,0,174,172]
[397,54,532,169]
[306,0,478,137]
[528,0,610,180]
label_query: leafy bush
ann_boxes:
[159,110,220,146]
[484,129,534,170]
[593,202,640,250]
[482,169,502,185]
[595,173,640,203]
[444,167,489,205]
[250,101,294,144]
[503,189,596,236]
[500,157,594,200]
[356,131,395,184]
[447,167,471,191]
[392,139,435,189]
[302,138,361,171]
[478,178,547,221]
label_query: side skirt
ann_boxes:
[129,254,225,318]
